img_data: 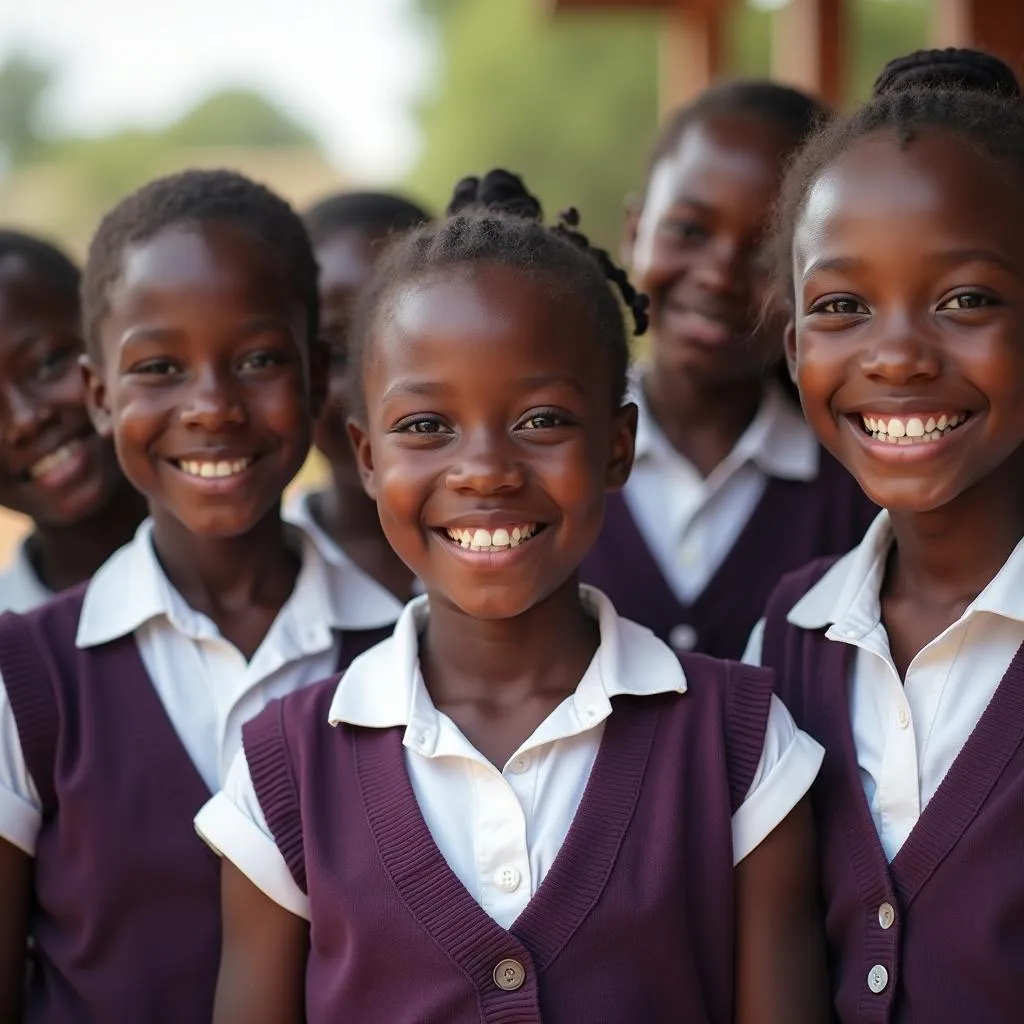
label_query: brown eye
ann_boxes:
[940,293,992,311]
[819,298,866,315]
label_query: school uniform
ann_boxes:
[580,376,877,659]
[0,518,398,1024]
[196,586,823,1023]
[285,489,421,613]
[746,511,1024,1024]
[0,537,52,613]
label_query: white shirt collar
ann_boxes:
[326,586,687,753]
[76,515,399,649]
[631,370,819,482]
[787,508,1024,637]
[0,537,52,614]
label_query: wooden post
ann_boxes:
[931,0,1024,81]
[659,1,724,116]
[771,0,843,106]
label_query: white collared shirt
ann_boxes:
[196,587,824,926]
[0,517,402,857]
[744,510,1024,862]
[284,489,420,614]
[0,537,52,614]
[625,373,820,602]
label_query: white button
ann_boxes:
[897,706,910,729]
[842,627,859,638]
[867,964,889,994]
[878,902,895,930]
[411,728,428,748]
[669,624,698,652]
[494,865,521,892]
[493,958,525,991]
[584,706,599,720]
[508,755,531,775]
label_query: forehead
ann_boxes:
[315,227,384,293]
[0,256,75,330]
[644,113,792,218]
[366,264,602,397]
[795,128,1024,271]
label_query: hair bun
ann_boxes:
[445,169,543,220]
[872,48,1020,99]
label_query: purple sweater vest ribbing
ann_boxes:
[0,585,390,1024]
[762,558,1024,1024]
[580,450,877,660]
[243,652,775,1024]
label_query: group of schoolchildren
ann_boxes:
[0,40,1019,1023]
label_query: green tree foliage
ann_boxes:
[0,53,52,168]
[166,89,316,149]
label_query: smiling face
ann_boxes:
[630,113,793,383]
[313,225,388,480]
[83,220,319,539]
[348,262,636,620]
[789,128,1024,512]
[0,256,125,527]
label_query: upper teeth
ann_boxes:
[444,524,539,550]
[30,441,81,479]
[178,458,252,479]
[861,413,967,444]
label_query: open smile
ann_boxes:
[167,454,261,488]
[847,410,977,460]
[21,431,98,490]
[432,522,549,562]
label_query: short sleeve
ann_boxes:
[0,666,43,855]
[742,618,766,667]
[730,694,822,865]
[194,746,310,920]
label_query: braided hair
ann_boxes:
[771,49,1024,308]
[348,169,648,413]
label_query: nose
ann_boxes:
[691,237,745,296]
[859,312,942,385]
[0,381,52,447]
[179,365,246,432]
[445,428,525,495]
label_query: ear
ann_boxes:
[345,416,378,499]
[621,194,641,269]
[80,355,114,439]
[605,401,638,493]
[783,318,799,384]
[308,336,330,418]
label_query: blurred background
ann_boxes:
[0,0,1006,556]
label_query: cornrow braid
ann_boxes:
[347,170,646,415]
[872,47,1020,99]
[770,81,1024,309]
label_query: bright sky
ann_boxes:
[0,0,432,182]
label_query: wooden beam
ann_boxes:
[771,0,843,107]
[659,2,724,115]
[550,0,675,8]
[931,0,1024,81]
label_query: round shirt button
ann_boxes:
[867,964,889,994]
[493,958,526,991]
[495,865,521,892]
[897,706,910,729]
[508,755,531,775]
[669,624,698,652]
[878,902,895,930]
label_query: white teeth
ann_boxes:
[861,412,969,445]
[178,458,252,479]
[29,441,81,479]
[444,524,538,551]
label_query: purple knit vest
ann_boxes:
[0,585,390,1024]
[579,450,877,660]
[243,652,774,1024]
[762,558,1024,1024]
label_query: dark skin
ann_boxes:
[213,262,828,1024]
[0,255,145,592]
[308,225,416,601]
[790,128,1024,678]
[82,220,326,657]
[626,113,796,476]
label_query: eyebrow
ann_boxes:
[380,373,589,404]
[120,317,293,347]
[803,248,1017,282]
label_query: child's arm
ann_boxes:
[734,795,829,1024]
[0,838,30,1020]
[213,861,307,1024]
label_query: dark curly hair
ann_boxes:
[303,190,431,248]
[771,49,1024,309]
[81,168,319,358]
[0,230,80,311]
[347,169,648,415]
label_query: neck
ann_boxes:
[886,459,1024,606]
[642,359,765,475]
[420,576,599,706]
[29,476,148,592]
[149,505,298,615]
[318,468,387,539]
